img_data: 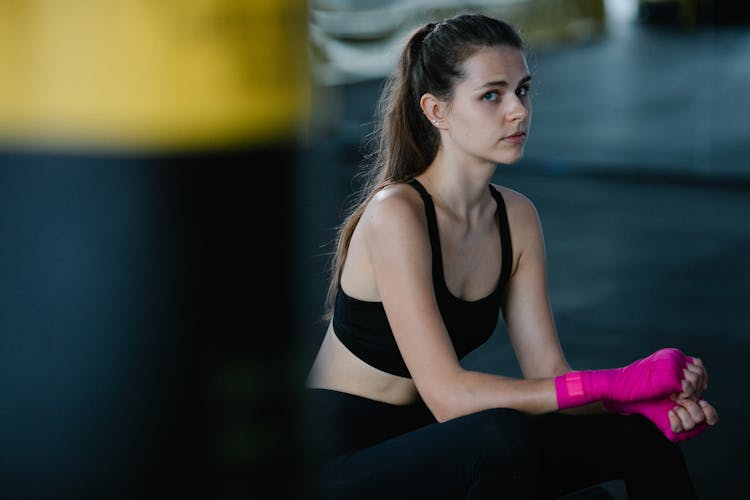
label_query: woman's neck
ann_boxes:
[416,150,497,223]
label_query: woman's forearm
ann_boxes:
[428,370,559,422]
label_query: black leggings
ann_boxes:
[303,388,697,500]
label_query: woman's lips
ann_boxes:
[502,132,526,144]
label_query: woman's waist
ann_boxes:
[306,373,420,407]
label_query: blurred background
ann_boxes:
[1,1,748,499]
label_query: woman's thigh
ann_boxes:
[306,390,696,500]
[313,407,539,500]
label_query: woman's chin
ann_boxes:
[495,152,524,166]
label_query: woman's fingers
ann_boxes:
[680,356,708,399]
[680,371,698,398]
[668,408,683,433]
[674,399,705,430]
[699,399,719,426]
[687,357,707,389]
[673,405,696,431]
[669,398,719,432]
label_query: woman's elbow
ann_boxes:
[417,376,466,423]
[426,398,460,423]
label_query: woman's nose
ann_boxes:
[506,94,529,122]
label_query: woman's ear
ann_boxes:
[420,93,447,129]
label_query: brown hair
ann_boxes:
[323,13,526,319]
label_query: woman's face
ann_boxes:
[442,45,531,165]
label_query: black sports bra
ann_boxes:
[332,179,513,378]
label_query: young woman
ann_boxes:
[304,13,718,499]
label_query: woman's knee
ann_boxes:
[603,414,691,475]
[612,413,678,451]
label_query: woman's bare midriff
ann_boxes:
[306,322,421,406]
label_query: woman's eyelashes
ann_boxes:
[482,90,499,102]
[482,85,531,102]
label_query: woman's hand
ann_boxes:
[604,395,719,442]
[669,396,719,434]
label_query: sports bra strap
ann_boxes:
[489,184,513,287]
[407,179,446,285]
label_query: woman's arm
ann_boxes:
[498,188,717,435]
[500,188,570,379]
[496,188,604,415]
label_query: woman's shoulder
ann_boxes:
[355,182,431,260]
[362,182,427,228]
[490,183,539,221]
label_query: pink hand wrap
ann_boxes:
[555,348,690,410]
[603,398,708,442]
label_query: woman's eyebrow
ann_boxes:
[474,75,532,90]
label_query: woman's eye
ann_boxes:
[516,85,530,97]
[482,91,499,102]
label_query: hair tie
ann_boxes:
[422,22,439,43]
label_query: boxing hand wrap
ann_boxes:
[555,348,690,410]
[603,398,709,443]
